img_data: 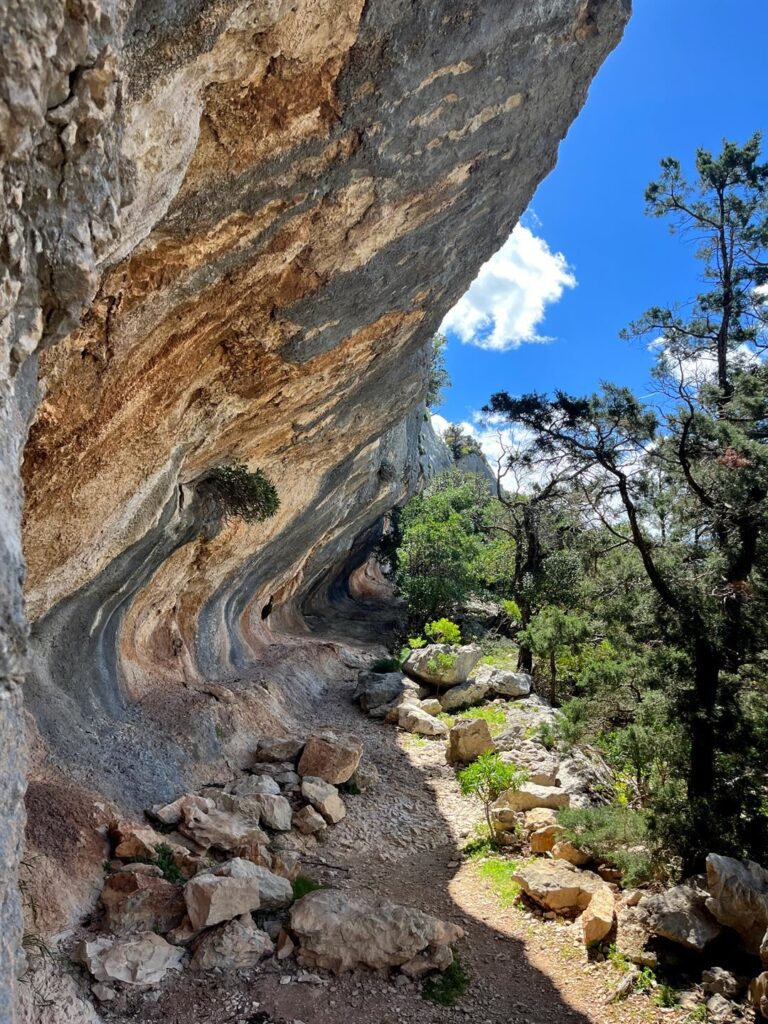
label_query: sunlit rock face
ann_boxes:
[0,0,629,1004]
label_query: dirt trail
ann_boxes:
[101,647,681,1024]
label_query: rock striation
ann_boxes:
[0,0,629,1012]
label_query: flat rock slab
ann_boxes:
[500,782,570,811]
[513,860,607,913]
[75,932,185,986]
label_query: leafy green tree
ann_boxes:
[427,333,451,408]
[486,135,768,871]
[458,753,529,843]
[519,605,591,705]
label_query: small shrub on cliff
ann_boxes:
[202,460,280,523]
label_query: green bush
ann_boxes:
[426,651,457,674]
[370,657,401,673]
[557,806,653,886]
[425,617,462,645]
[292,875,324,900]
[422,956,469,1005]
[202,460,280,523]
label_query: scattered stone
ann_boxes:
[609,967,640,1002]
[293,805,327,835]
[397,703,449,736]
[354,672,422,712]
[110,821,169,860]
[226,774,281,797]
[191,914,274,970]
[498,743,559,786]
[101,871,186,935]
[276,930,295,960]
[165,915,201,946]
[301,777,347,824]
[512,860,607,914]
[552,840,590,868]
[474,664,531,698]
[150,794,214,827]
[703,968,743,998]
[251,761,297,777]
[290,889,463,972]
[298,729,363,784]
[706,993,735,1022]
[523,808,558,831]
[91,983,117,1002]
[178,805,269,853]
[498,782,569,812]
[211,858,292,911]
[243,793,293,832]
[438,677,492,712]
[348,761,379,793]
[581,887,615,946]
[706,853,768,959]
[255,737,305,763]
[419,698,443,716]
[271,849,301,881]
[400,944,453,978]
[402,643,482,688]
[640,882,721,953]
[614,905,656,967]
[445,718,495,765]
[75,933,185,986]
[530,825,561,854]
[185,865,262,930]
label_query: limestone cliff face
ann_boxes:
[0,0,629,1012]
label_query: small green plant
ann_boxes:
[202,460,280,523]
[686,1004,708,1022]
[408,635,427,649]
[501,599,522,622]
[606,944,631,973]
[424,618,462,645]
[635,966,657,994]
[370,656,402,672]
[125,842,183,883]
[653,984,680,1008]
[458,753,529,842]
[535,721,556,751]
[339,778,361,796]
[557,805,653,886]
[475,855,522,908]
[427,651,457,675]
[292,875,324,900]
[422,956,470,1006]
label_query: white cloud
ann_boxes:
[430,413,451,436]
[439,223,576,351]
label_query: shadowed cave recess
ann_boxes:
[0,0,630,1018]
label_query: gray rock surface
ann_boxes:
[640,882,721,953]
[403,644,483,688]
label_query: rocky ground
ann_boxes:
[24,641,711,1024]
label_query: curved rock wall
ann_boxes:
[1,0,629,1013]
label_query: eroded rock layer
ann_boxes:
[0,0,629,1012]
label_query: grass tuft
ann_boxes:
[474,855,522,908]
[292,875,324,900]
[422,956,470,1005]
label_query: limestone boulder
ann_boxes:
[226,774,281,797]
[150,794,214,827]
[530,825,561,854]
[446,718,495,765]
[552,840,591,867]
[271,849,301,881]
[212,858,292,911]
[298,729,363,784]
[705,853,768,959]
[178,805,268,853]
[614,904,656,967]
[420,698,443,716]
[185,866,262,930]
[474,664,531,698]
[498,742,559,786]
[354,672,422,712]
[238,793,293,832]
[523,808,558,831]
[581,887,615,946]
[191,914,273,970]
[290,889,463,973]
[555,748,614,808]
[75,932,185,986]
[400,944,454,978]
[397,703,449,737]
[293,805,327,835]
[110,821,170,860]
[301,777,347,824]
[499,783,569,812]
[640,882,721,953]
[349,761,380,793]
[403,644,482,688]
[750,973,768,1019]
[101,871,186,935]
[702,968,743,998]
[255,737,304,763]
[438,677,492,712]
[513,860,607,914]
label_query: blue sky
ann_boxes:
[435,0,768,444]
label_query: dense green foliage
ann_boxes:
[557,806,652,886]
[484,135,768,872]
[391,136,768,878]
[203,460,280,523]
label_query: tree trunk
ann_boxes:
[684,634,720,871]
